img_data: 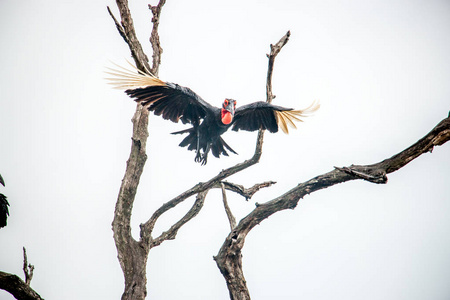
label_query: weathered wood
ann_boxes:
[109,0,163,299]
[0,271,43,300]
[215,113,450,299]
[213,31,291,300]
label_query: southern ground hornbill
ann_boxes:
[108,63,320,165]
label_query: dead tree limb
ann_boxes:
[109,1,277,298]
[216,181,276,201]
[108,0,163,299]
[22,247,34,286]
[0,248,43,300]
[214,113,450,299]
[212,31,291,300]
[0,272,44,300]
[221,183,236,230]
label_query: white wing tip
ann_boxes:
[105,61,165,90]
[276,100,320,134]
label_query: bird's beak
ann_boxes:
[225,100,236,116]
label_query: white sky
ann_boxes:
[1,0,449,299]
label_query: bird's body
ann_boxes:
[107,63,319,164]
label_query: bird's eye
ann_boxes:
[224,99,229,106]
[234,100,237,106]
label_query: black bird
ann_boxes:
[0,174,9,228]
[107,63,319,165]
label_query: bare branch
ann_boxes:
[107,6,130,46]
[22,247,34,286]
[0,248,41,299]
[148,0,166,76]
[219,181,276,201]
[215,113,450,300]
[0,272,44,300]
[221,183,236,230]
[266,31,290,103]
[108,1,151,71]
[149,190,208,248]
[109,1,166,299]
[214,31,291,300]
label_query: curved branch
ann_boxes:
[0,271,43,300]
[221,183,236,230]
[217,181,276,201]
[215,113,450,299]
[149,190,208,248]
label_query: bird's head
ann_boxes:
[221,98,236,125]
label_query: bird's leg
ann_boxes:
[194,128,202,163]
[201,143,211,165]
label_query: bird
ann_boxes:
[0,174,9,229]
[107,63,319,165]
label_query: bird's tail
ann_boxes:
[172,128,237,158]
[275,100,320,134]
[171,128,198,151]
[105,61,166,90]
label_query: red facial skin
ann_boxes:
[221,99,235,125]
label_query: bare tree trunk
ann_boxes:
[108,1,165,299]
[214,243,250,300]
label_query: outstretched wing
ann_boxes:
[232,101,320,134]
[106,63,217,126]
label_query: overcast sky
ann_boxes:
[1,0,449,299]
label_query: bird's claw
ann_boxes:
[194,152,207,165]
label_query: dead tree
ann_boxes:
[108,1,450,300]
[108,1,274,299]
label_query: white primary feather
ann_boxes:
[275,100,320,134]
[105,61,166,90]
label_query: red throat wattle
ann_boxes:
[221,109,233,125]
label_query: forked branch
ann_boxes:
[0,248,43,300]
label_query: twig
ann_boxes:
[333,166,387,184]
[221,183,236,230]
[218,181,276,201]
[148,0,166,76]
[22,247,34,285]
[266,31,290,103]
